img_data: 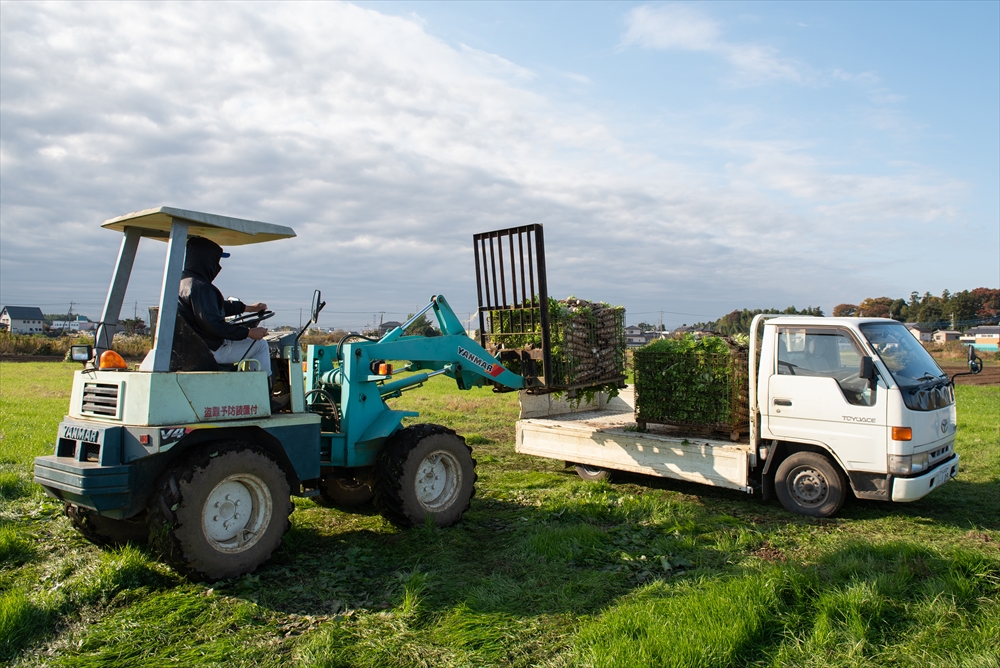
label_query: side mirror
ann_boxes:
[859,355,877,388]
[311,290,326,324]
[967,345,983,375]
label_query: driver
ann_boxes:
[177,236,271,377]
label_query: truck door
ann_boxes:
[765,326,887,472]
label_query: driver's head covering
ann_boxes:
[184,236,228,281]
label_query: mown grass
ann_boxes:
[0,362,997,666]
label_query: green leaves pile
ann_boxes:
[634,335,749,433]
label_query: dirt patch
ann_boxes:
[939,364,1000,386]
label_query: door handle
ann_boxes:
[773,399,792,406]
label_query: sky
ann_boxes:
[1,1,997,331]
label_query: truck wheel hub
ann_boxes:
[415,450,461,511]
[202,475,272,552]
[789,467,828,506]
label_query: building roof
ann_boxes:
[966,325,1000,335]
[1,306,44,320]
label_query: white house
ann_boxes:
[904,323,932,342]
[932,330,961,344]
[0,306,46,334]
[52,315,94,332]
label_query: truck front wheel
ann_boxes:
[774,451,846,518]
[374,424,476,528]
[148,443,292,581]
[574,464,612,481]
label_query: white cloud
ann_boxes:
[0,2,979,328]
[622,4,807,85]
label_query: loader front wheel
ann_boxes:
[374,424,476,528]
[66,504,148,547]
[148,443,292,581]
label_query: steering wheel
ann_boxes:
[227,310,275,327]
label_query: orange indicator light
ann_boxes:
[99,350,128,370]
[891,427,912,441]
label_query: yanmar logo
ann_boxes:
[63,425,100,442]
[457,346,504,378]
[842,416,877,423]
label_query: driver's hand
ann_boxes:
[248,327,267,340]
[244,303,267,312]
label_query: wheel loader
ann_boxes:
[34,207,556,580]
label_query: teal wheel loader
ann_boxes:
[34,208,550,580]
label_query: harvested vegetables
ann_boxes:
[634,335,749,436]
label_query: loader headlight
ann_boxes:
[888,452,929,475]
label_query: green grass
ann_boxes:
[1,362,998,666]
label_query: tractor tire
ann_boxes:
[374,424,476,528]
[147,442,292,581]
[774,451,846,518]
[574,464,612,482]
[65,504,148,546]
[315,470,375,508]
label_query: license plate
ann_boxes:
[932,467,951,489]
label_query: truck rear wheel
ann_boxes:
[574,464,612,481]
[65,504,148,546]
[148,442,292,581]
[316,470,375,507]
[774,451,846,518]
[374,424,476,528]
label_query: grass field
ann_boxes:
[1,361,998,666]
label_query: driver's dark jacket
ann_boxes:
[177,242,247,352]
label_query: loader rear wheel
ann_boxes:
[574,464,612,482]
[374,424,476,528]
[65,504,148,546]
[774,451,846,518]
[315,470,375,507]
[148,442,292,581]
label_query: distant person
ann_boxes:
[176,236,271,376]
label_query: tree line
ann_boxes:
[693,306,825,336]
[833,288,999,330]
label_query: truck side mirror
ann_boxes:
[311,290,326,324]
[967,345,983,375]
[859,356,877,388]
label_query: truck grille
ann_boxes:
[82,382,121,418]
[928,443,953,467]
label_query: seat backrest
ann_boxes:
[169,317,221,372]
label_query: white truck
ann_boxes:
[516,314,979,517]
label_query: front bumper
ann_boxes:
[891,454,959,502]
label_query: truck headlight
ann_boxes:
[888,452,929,475]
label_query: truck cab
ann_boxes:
[754,315,959,512]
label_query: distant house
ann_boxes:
[1,306,45,334]
[52,315,95,332]
[932,330,961,344]
[625,326,645,346]
[960,325,1000,352]
[904,323,932,342]
[378,321,404,336]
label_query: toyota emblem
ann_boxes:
[941,419,949,433]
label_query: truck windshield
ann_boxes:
[859,322,946,387]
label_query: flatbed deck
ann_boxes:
[516,389,755,493]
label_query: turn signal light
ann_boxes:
[378,363,393,375]
[891,426,912,441]
[99,350,128,370]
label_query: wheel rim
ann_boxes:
[202,474,273,553]
[414,449,462,512]
[787,465,829,508]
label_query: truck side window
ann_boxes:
[776,327,875,406]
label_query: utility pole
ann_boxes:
[659,311,663,331]
[299,308,303,329]
[68,301,75,318]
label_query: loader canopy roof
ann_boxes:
[102,207,295,246]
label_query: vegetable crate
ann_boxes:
[633,337,749,440]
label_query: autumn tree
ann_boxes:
[832,304,857,317]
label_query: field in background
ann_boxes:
[1,362,998,666]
